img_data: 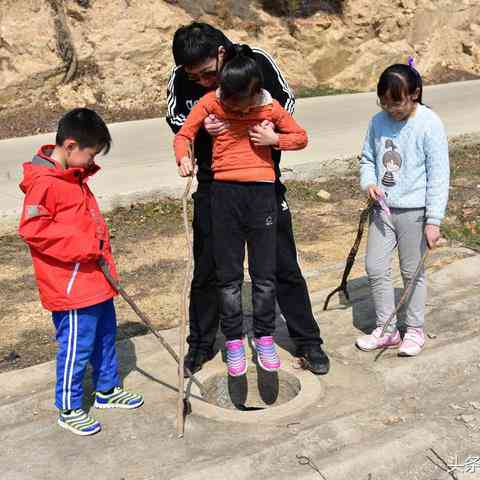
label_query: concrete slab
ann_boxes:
[1,252,480,480]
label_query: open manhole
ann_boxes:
[203,366,301,411]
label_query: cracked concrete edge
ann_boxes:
[0,330,169,402]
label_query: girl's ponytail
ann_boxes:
[219,44,263,102]
[407,56,423,104]
[222,44,256,65]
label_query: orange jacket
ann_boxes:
[18,145,118,312]
[174,90,308,182]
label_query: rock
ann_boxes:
[2,350,20,363]
[383,415,402,425]
[469,401,480,410]
[317,190,331,201]
[462,41,475,56]
[315,18,332,30]
[464,197,480,207]
[399,0,416,8]
[436,237,448,247]
[449,403,465,410]
[456,414,476,423]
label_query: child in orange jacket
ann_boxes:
[174,45,308,377]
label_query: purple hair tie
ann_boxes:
[407,56,417,70]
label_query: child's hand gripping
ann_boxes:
[376,192,391,216]
[178,141,196,178]
[425,224,441,249]
[367,185,391,215]
[178,156,194,177]
[249,120,279,147]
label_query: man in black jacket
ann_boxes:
[166,22,329,376]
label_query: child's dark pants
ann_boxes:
[211,181,277,341]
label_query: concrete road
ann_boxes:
[1,79,479,220]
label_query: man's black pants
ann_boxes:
[187,182,322,352]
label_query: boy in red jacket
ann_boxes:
[19,108,143,436]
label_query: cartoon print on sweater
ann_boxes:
[381,139,402,187]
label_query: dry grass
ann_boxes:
[1,137,479,372]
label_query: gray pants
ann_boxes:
[365,207,427,331]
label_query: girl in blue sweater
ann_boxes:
[356,60,450,356]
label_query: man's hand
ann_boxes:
[178,156,194,177]
[204,114,229,136]
[366,184,383,202]
[425,224,441,249]
[260,120,275,130]
[249,124,279,147]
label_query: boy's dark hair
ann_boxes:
[172,22,232,67]
[56,108,112,155]
[219,44,264,102]
[377,63,423,104]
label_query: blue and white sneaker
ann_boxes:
[94,387,144,409]
[58,409,101,436]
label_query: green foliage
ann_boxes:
[295,85,358,98]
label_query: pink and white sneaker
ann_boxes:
[225,339,247,377]
[355,327,401,351]
[398,327,425,357]
[254,336,281,372]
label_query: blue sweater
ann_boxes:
[360,104,450,225]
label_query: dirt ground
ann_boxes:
[0,135,479,374]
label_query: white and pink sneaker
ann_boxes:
[225,339,247,377]
[356,327,401,351]
[398,327,425,357]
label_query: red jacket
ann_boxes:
[18,145,118,312]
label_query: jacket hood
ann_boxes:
[19,145,100,194]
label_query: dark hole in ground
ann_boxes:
[203,366,301,411]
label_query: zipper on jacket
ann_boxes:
[66,262,80,295]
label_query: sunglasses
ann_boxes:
[186,56,219,83]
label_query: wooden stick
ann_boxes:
[380,249,430,337]
[323,203,372,311]
[97,259,205,395]
[374,248,430,362]
[177,141,195,438]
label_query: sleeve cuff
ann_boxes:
[426,217,442,226]
[360,180,376,192]
[276,134,288,150]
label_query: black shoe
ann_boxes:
[297,345,330,375]
[183,348,215,378]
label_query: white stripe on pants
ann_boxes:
[365,207,427,331]
[62,310,77,410]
